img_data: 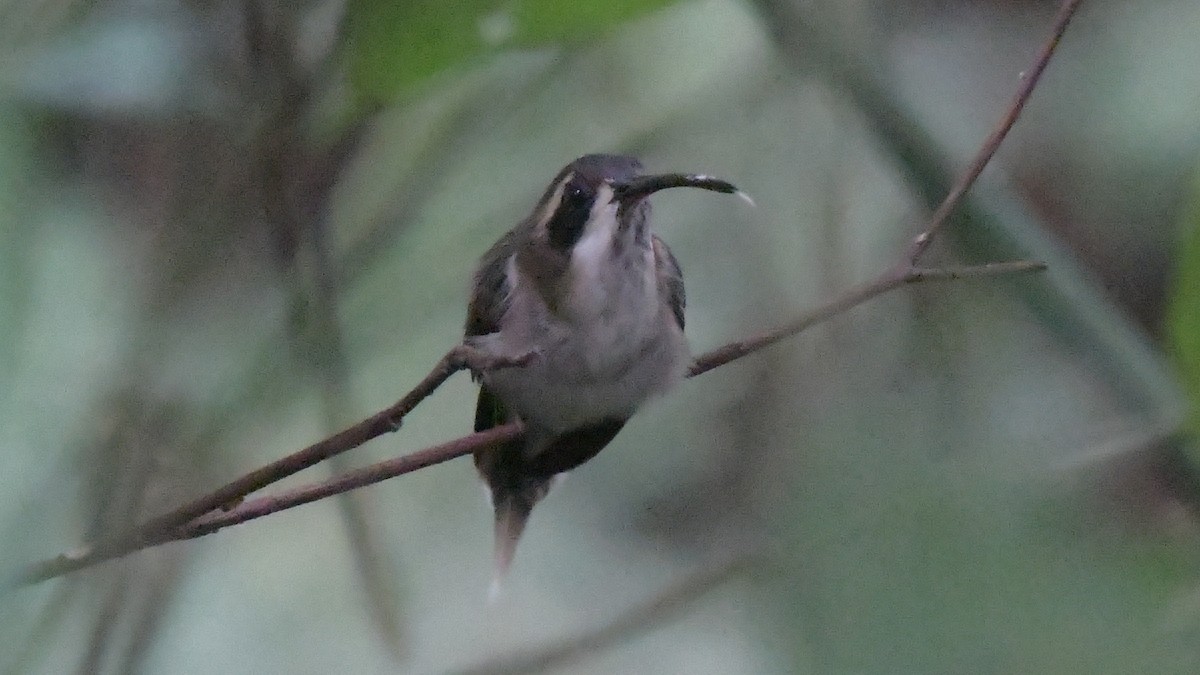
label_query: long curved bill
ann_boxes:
[613,173,755,207]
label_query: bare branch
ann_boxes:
[689,260,1046,377]
[12,348,530,584]
[15,0,1081,584]
[165,424,524,543]
[13,258,1042,578]
[161,261,1040,543]
[14,262,1044,584]
[904,0,1084,263]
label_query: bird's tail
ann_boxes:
[488,489,537,600]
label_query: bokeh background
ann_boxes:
[3,0,1200,673]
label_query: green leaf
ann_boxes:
[1166,168,1200,433]
[506,0,683,44]
[344,0,684,104]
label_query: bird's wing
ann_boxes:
[465,230,516,340]
[465,229,519,434]
[653,235,686,331]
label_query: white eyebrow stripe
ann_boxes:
[535,171,573,234]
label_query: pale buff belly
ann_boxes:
[477,311,689,434]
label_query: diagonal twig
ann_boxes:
[18,260,1042,568]
[15,0,1084,585]
[689,261,1045,377]
[13,347,533,584]
[904,0,1085,264]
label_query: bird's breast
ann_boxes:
[480,248,688,433]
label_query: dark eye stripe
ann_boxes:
[546,180,593,250]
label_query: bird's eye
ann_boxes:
[546,180,594,250]
[564,182,589,203]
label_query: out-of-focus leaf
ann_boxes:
[5,16,203,115]
[344,0,683,103]
[0,104,34,393]
[505,0,683,44]
[1167,168,1200,433]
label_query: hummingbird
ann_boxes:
[464,153,745,587]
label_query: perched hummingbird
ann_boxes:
[465,153,744,586]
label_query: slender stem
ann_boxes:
[689,273,906,377]
[904,0,1084,263]
[690,261,1046,376]
[15,0,1082,584]
[164,424,524,543]
[13,346,530,584]
[11,258,1044,585]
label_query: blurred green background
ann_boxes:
[2,0,1200,672]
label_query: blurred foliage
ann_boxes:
[345,0,684,103]
[0,102,33,387]
[1,0,1200,673]
[1168,169,1200,436]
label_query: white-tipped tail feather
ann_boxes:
[488,491,534,598]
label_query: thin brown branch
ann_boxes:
[15,0,1079,584]
[165,423,523,543]
[13,271,1045,587]
[689,260,1046,377]
[13,347,531,584]
[904,0,1084,263]
[13,259,1042,573]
